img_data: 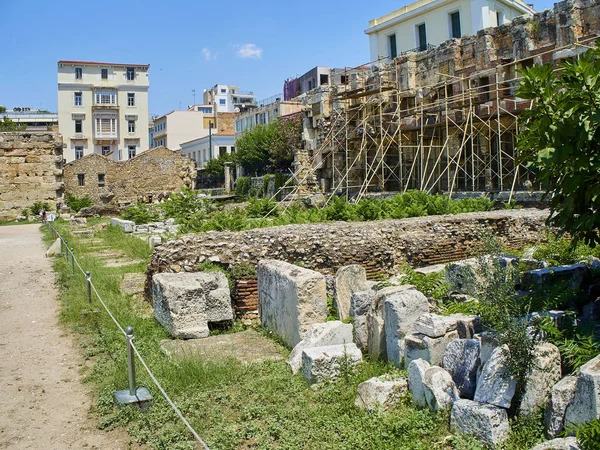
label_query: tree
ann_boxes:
[233,123,275,175]
[203,152,233,182]
[517,45,600,245]
[269,114,303,171]
[0,116,26,131]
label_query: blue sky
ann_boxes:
[0,0,556,117]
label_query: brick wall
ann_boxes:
[0,132,63,219]
[146,208,549,316]
[64,147,196,205]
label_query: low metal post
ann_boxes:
[60,237,64,255]
[64,240,68,262]
[86,271,91,304]
[126,326,136,396]
[70,247,75,274]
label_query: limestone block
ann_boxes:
[474,345,517,409]
[257,260,327,348]
[287,321,353,374]
[477,331,499,368]
[414,264,446,276]
[521,264,589,291]
[423,366,460,411]
[69,217,87,227]
[110,218,135,233]
[531,437,580,450]
[334,264,368,320]
[45,238,61,257]
[152,272,233,339]
[383,288,430,366]
[405,330,459,368]
[350,289,375,318]
[353,315,368,351]
[564,353,600,427]
[450,399,510,448]
[355,375,408,412]
[445,258,479,294]
[443,339,481,399]
[408,358,430,408]
[520,343,562,415]
[414,313,457,338]
[545,376,577,439]
[301,343,362,385]
[450,313,483,339]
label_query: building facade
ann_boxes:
[179,132,235,168]
[365,0,535,60]
[1,107,58,131]
[57,60,150,163]
[234,95,302,139]
[151,110,214,150]
[203,84,255,113]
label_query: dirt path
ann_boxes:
[0,224,132,449]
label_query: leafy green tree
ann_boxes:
[269,114,303,171]
[234,124,274,175]
[0,116,26,131]
[517,45,600,245]
[203,152,233,181]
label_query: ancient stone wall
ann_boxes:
[0,132,63,219]
[147,208,549,316]
[64,147,196,206]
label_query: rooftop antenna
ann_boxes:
[192,89,196,107]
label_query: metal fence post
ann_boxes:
[126,326,136,396]
[114,326,152,408]
[64,240,68,262]
[60,237,64,255]
[86,271,91,304]
[70,247,75,274]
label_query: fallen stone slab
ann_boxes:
[353,315,368,351]
[414,313,457,338]
[408,358,430,408]
[545,376,577,439]
[120,272,146,297]
[423,366,460,411]
[564,353,600,427]
[287,321,353,374]
[474,345,517,409]
[301,343,362,385]
[520,342,562,415]
[160,329,284,364]
[69,217,87,227]
[414,264,446,276]
[449,313,482,339]
[334,264,368,320]
[531,437,581,450]
[355,375,408,411]
[404,331,459,368]
[152,272,233,339]
[45,238,61,257]
[71,229,94,237]
[258,260,327,348]
[445,258,480,295]
[443,339,481,399]
[110,218,135,233]
[450,399,510,448]
[350,289,375,318]
[521,264,589,291]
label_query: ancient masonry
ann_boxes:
[147,208,548,317]
[0,132,64,220]
[64,146,196,206]
[287,0,600,200]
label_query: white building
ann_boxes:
[365,0,535,60]
[1,107,58,131]
[179,132,235,168]
[151,110,214,151]
[203,84,255,113]
[57,60,150,162]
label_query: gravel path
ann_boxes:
[0,224,131,449]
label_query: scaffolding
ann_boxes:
[271,37,597,207]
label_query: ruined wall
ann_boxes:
[0,132,63,219]
[147,208,549,316]
[64,147,195,205]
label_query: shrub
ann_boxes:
[161,189,212,221]
[65,194,93,213]
[31,201,51,216]
[235,176,252,198]
[565,419,600,450]
[121,202,160,224]
[246,197,279,218]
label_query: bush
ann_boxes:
[31,201,51,216]
[65,194,93,213]
[161,189,212,221]
[121,203,160,224]
[246,197,279,218]
[235,176,252,198]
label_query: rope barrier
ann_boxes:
[47,224,209,448]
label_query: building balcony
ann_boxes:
[71,133,88,140]
[92,103,119,110]
[94,132,119,140]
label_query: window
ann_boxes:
[95,89,116,105]
[101,145,111,155]
[220,88,227,93]
[77,173,85,185]
[320,74,329,85]
[126,67,135,80]
[98,173,105,185]
[95,117,117,137]
[74,119,82,134]
[128,120,135,133]
[479,76,491,102]
[127,93,135,106]
[75,67,82,80]
[416,23,427,51]
[340,75,348,84]
[496,11,504,26]
[75,147,84,160]
[128,145,136,159]
[74,92,82,106]
[388,34,398,59]
[101,68,108,79]
[219,146,227,157]
[231,146,235,153]
[450,11,461,39]
[219,99,226,105]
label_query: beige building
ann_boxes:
[58,60,150,163]
[151,110,214,150]
[234,95,302,140]
[365,0,534,59]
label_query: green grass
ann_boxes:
[43,220,548,449]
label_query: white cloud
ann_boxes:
[202,48,218,61]
[237,43,263,59]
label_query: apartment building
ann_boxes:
[203,84,255,113]
[180,132,235,168]
[1,107,58,131]
[234,94,302,139]
[365,0,534,59]
[57,60,150,162]
[283,67,363,101]
[151,110,214,150]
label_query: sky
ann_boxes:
[0,0,556,117]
